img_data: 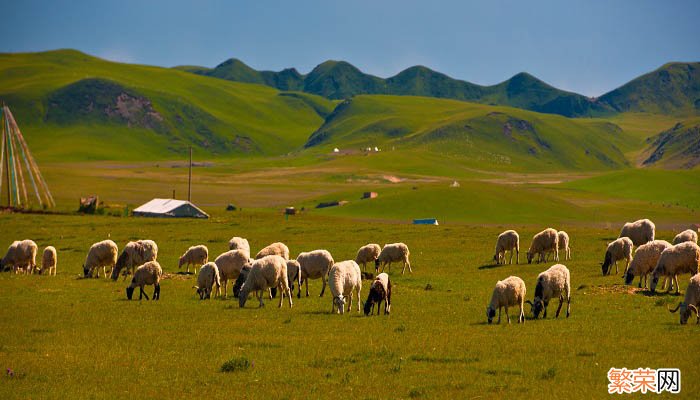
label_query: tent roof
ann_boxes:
[133,198,209,219]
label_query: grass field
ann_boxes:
[0,211,697,399]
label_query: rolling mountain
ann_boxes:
[641,118,700,169]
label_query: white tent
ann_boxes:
[133,198,209,219]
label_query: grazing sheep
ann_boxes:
[526,228,558,264]
[232,265,251,299]
[486,276,526,324]
[668,273,700,324]
[1,240,38,274]
[526,264,571,319]
[624,240,672,288]
[557,231,571,261]
[111,239,158,281]
[673,229,699,245]
[228,237,251,258]
[297,249,335,298]
[493,230,519,265]
[83,240,118,278]
[364,273,392,316]
[650,241,700,294]
[329,260,362,314]
[40,246,57,276]
[601,237,634,276]
[619,218,655,246]
[255,242,290,260]
[193,262,221,300]
[126,261,162,300]
[286,259,301,295]
[178,245,209,274]
[375,243,412,274]
[214,250,251,298]
[238,255,292,308]
[355,243,381,271]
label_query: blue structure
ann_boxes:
[413,218,439,225]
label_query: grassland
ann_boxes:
[1,211,698,399]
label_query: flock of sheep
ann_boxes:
[487,219,700,325]
[2,218,698,324]
[0,236,407,316]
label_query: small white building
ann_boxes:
[133,198,209,219]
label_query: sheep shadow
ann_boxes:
[478,263,511,270]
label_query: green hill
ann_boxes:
[305,95,632,171]
[0,49,335,160]
[599,62,700,114]
[640,117,700,168]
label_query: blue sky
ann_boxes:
[2,0,698,96]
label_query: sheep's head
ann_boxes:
[82,265,90,278]
[624,270,635,285]
[668,302,694,325]
[193,285,205,300]
[649,271,661,293]
[232,266,250,298]
[601,251,612,275]
[486,306,496,324]
[526,251,534,264]
[178,255,185,269]
[238,284,250,308]
[493,254,499,264]
[374,259,380,272]
[363,299,374,316]
[126,286,135,300]
[111,251,128,280]
[334,295,346,314]
[527,298,544,318]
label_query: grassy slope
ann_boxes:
[0,50,334,160]
[0,212,697,399]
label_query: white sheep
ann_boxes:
[355,243,381,271]
[526,228,558,264]
[364,272,392,316]
[375,243,412,274]
[673,229,698,245]
[255,242,290,260]
[486,276,526,324]
[668,273,700,324]
[178,245,209,274]
[286,259,301,296]
[111,239,158,280]
[526,264,571,319]
[557,231,571,261]
[238,255,293,308]
[194,262,221,300]
[228,236,251,258]
[297,249,335,298]
[619,218,655,246]
[126,261,162,300]
[329,260,362,314]
[40,246,57,276]
[624,240,672,288]
[601,237,633,276]
[0,240,38,274]
[650,241,700,294]
[493,230,519,265]
[214,250,251,298]
[83,240,118,278]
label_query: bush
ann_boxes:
[220,357,251,373]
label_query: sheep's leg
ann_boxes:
[153,284,160,300]
[402,257,412,274]
[674,275,680,295]
[278,284,284,308]
[555,295,564,318]
[518,303,524,323]
[516,249,519,264]
[614,261,618,274]
[331,298,336,314]
[257,290,264,307]
[566,295,570,318]
[320,276,326,297]
[347,292,353,312]
[287,285,293,308]
[505,306,511,324]
[497,307,501,324]
[305,278,310,297]
[356,287,361,312]
[543,301,549,318]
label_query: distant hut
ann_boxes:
[133,198,208,219]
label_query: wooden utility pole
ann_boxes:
[188,146,192,202]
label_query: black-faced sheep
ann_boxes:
[297,249,335,298]
[375,243,412,274]
[126,261,162,300]
[650,241,700,294]
[238,255,292,308]
[486,276,526,324]
[668,273,700,324]
[526,264,571,319]
[624,240,672,288]
[601,237,633,276]
[83,240,118,278]
[194,262,221,300]
[355,243,381,271]
[526,228,558,264]
[619,218,655,246]
[255,242,290,260]
[493,230,519,265]
[364,272,391,316]
[178,245,208,274]
[40,246,57,276]
[111,239,158,281]
[329,260,362,314]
